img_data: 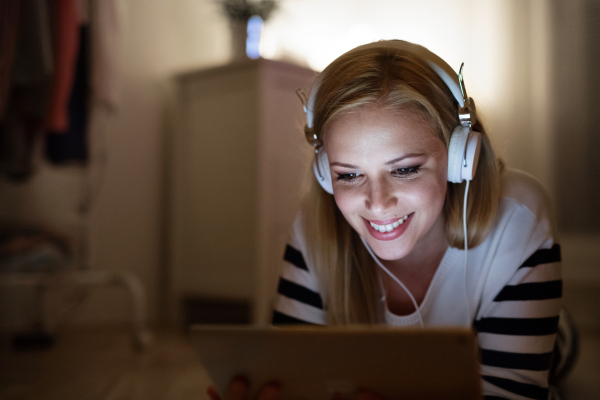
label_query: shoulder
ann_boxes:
[475,170,560,298]
[498,169,558,240]
[501,169,554,221]
[289,211,309,253]
[474,169,562,323]
[272,211,327,325]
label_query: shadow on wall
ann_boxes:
[551,1,600,235]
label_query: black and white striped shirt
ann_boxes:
[273,170,561,400]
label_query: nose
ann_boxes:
[364,175,398,216]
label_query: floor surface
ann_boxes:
[0,282,598,400]
[0,328,211,400]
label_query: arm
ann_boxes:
[474,243,562,400]
[272,243,326,325]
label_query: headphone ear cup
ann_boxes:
[447,126,482,183]
[447,126,468,183]
[313,149,334,194]
[463,130,481,181]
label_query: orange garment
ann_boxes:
[44,0,79,132]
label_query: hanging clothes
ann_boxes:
[46,26,89,164]
[0,0,21,121]
[1,0,125,178]
[45,0,125,165]
[90,0,123,110]
[44,0,80,132]
[0,0,55,181]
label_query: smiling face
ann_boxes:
[324,106,449,262]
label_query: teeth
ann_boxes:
[369,214,410,233]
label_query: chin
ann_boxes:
[366,237,413,261]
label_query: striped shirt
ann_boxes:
[273,170,561,400]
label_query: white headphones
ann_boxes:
[299,40,482,194]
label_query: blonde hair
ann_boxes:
[301,43,502,325]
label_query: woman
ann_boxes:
[212,40,563,400]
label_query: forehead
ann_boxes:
[323,107,443,156]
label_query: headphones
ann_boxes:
[298,40,482,194]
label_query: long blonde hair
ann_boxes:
[301,43,502,324]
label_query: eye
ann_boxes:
[336,172,362,181]
[392,166,421,177]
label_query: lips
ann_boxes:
[362,213,413,241]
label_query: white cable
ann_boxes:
[359,236,425,328]
[463,180,471,326]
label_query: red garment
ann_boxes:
[44,0,79,132]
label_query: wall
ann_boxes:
[0,0,229,329]
[552,0,600,234]
[2,0,597,329]
[81,0,230,325]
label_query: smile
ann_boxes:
[369,215,409,232]
[362,213,413,241]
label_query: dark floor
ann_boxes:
[558,281,600,400]
[0,282,598,400]
[0,327,210,400]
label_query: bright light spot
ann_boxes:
[306,23,380,71]
[246,16,263,59]
[260,24,277,59]
[337,24,379,54]
[380,25,448,62]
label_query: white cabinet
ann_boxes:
[169,59,315,326]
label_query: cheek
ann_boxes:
[333,188,360,216]
[332,188,369,232]
[401,176,447,212]
[417,154,448,209]
[420,176,447,212]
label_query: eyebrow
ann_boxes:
[385,153,426,165]
[330,153,426,169]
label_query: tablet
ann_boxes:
[190,325,481,400]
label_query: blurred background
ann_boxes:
[0,0,598,399]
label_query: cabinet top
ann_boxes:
[175,58,315,84]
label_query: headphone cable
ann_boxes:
[360,236,425,328]
[463,180,471,326]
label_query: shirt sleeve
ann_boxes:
[271,215,327,326]
[474,240,562,400]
